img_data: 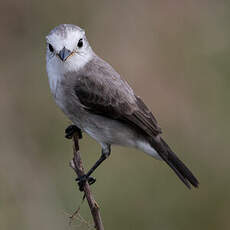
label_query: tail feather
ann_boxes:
[150,137,199,189]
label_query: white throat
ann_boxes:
[46,51,93,98]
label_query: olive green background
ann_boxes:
[1,1,229,229]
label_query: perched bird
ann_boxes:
[46,24,199,190]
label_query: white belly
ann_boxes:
[81,113,161,160]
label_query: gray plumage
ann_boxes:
[46,24,199,189]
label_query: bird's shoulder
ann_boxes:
[75,56,136,105]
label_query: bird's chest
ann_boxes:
[47,68,85,127]
[47,69,66,110]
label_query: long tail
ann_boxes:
[150,137,199,189]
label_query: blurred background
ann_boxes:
[0,1,230,229]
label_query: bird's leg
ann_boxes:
[86,144,111,178]
[76,144,111,191]
[65,124,82,139]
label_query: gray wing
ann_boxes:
[74,73,162,137]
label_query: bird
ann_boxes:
[46,24,199,191]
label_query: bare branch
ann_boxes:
[70,132,104,230]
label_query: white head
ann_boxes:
[46,24,94,74]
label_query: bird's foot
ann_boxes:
[76,175,96,191]
[65,125,82,139]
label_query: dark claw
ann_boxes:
[76,175,96,191]
[65,125,82,139]
[88,177,96,185]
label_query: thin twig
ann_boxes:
[63,210,93,229]
[68,194,85,225]
[70,132,104,230]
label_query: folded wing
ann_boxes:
[74,74,162,137]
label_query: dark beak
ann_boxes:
[58,47,72,61]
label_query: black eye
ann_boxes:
[77,39,83,48]
[48,44,54,52]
